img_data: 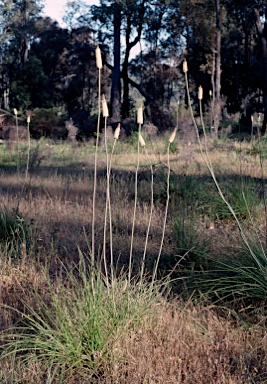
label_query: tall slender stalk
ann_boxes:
[129,105,143,285]
[14,108,19,175]
[108,124,121,281]
[140,143,154,284]
[25,115,31,180]
[152,127,177,285]
[102,95,110,292]
[92,46,102,269]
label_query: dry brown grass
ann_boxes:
[111,300,267,383]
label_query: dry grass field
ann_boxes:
[1,133,267,383]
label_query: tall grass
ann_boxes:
[128,104,143,284]
[13,108,19,175]
[152,128,177,284]
[25,115,31,180]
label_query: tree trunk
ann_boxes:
[111,0,122,122]
[254,7,267,134]
[213,0,221,137]
[21,0,29,64]
[121,13,131,118]
[121,2,145,118]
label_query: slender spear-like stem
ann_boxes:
[92,47,102,269]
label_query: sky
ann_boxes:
[42,0,98,26]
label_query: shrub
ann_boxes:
[30,108,68,140]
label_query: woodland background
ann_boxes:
[0,0,267,138]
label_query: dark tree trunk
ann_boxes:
[21,0,29,64]
[21,35,29,64]
[214,0,221,137]
[111,0,122,122]
[121,1,145,118]
[254,7,267,134]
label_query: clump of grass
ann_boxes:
[190,240,267,317]
[0,208,35,259]
[0,254,161,381]
[159,210,211,294]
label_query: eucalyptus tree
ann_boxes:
[90,0,185,124]
[181,0,224,136]
[129,0,184,113]
[90,0,149,121]
[0,0,44,65]
[222,0,267,132]
[0,0,44,109]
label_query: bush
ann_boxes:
[30,108,68,140]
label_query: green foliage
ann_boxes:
[190,242,267,315]
[0,141,43,169]
[165,175,261,223]
[169,141,178,154]
[11,57,51,109]
[31,108,67,126]
[249,135,267,158]
[203,178,262,222]
[159,211,211,293]
[30,108,68,139]
[172,213,211,269]
[0,208,35,258]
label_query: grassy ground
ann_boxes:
[1,134,267,383]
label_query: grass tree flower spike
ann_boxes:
[169,128,177,144]
[139,133,146,147]
[95,46,102,69]
[114,123,120,140]
[183,59,188,73]
[198,85,203,100]
[102,95,109,117]
[137,104,143,125]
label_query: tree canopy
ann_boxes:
[0,0,267,136]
